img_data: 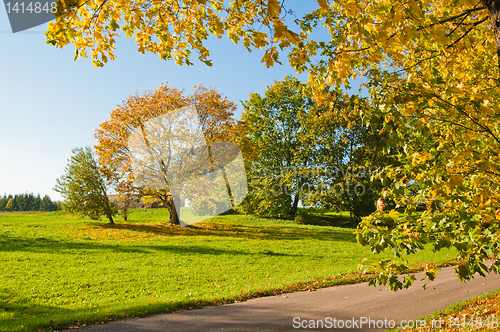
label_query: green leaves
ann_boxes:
[54,146,116,223]
[239,76,312,217]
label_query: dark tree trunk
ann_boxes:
[104,197,114,224]
[482,0,500,82]
[167,196,181,225]
[290,193,300,217]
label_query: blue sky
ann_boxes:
[0,6,315,200]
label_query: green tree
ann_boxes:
[301,101,393,224]
[0,195,6,211]
[55,147,116,223]
[239,76,317,218]
[40,195,58,212]
[241,78,392,222]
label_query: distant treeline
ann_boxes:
[0,193,60,212]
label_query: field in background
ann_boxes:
[0,210,457,331]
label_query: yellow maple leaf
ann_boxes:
[317,0,329,11]
[267,0,281,19]
[447,175,463,191]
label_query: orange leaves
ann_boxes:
[272,21,286,39]
[343,0,361,16]
[47,0,229,66]
[433,25,449,47]
[332,54,352,80]
[94,82,236,201]
[317,0,329,11]
[44,0,496,97]
[46,0,317,68]
[397,292,500,332]
[267,0,281,20]
[261,46,279,68]
[411,152,431,167]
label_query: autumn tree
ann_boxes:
[94,83,236,225]
[115,192,133,221]
[46,0,500,288]
[55,146,116,223]
[5,198,13,212]
[300,1,500,289]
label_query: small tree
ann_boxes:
[115,193,133,221]
[40,195,58,212]
[55,147,116,223]
[5,198,13,211]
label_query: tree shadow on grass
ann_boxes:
[0,288,90,332]
[0,233,303,257]
[0,291,194,332]
[296,214,359,228]
[91,221,357,243]
[1,292,320,332]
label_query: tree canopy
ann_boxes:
[240,76,393,221]
[94,83,236,225]
[239,76,314,217]
[45,1,500,79]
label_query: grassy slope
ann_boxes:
[0,210,457,331]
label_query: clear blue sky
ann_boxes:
[0,6,314,201]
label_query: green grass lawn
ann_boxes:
[0,210,457,331]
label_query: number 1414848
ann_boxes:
[5,2,57,14]
[446,316,498,329]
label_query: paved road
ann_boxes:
[68,263,500,331]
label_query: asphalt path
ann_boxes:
[67,263,500,331]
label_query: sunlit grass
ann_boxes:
[0,210,457,331]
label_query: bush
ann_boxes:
[294,211,313,224]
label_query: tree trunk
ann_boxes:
[290,193,300,217]
[167,196,181,225]
[482,0,500,82]
[104,197,114,224]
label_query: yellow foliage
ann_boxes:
[94,82,237,200]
